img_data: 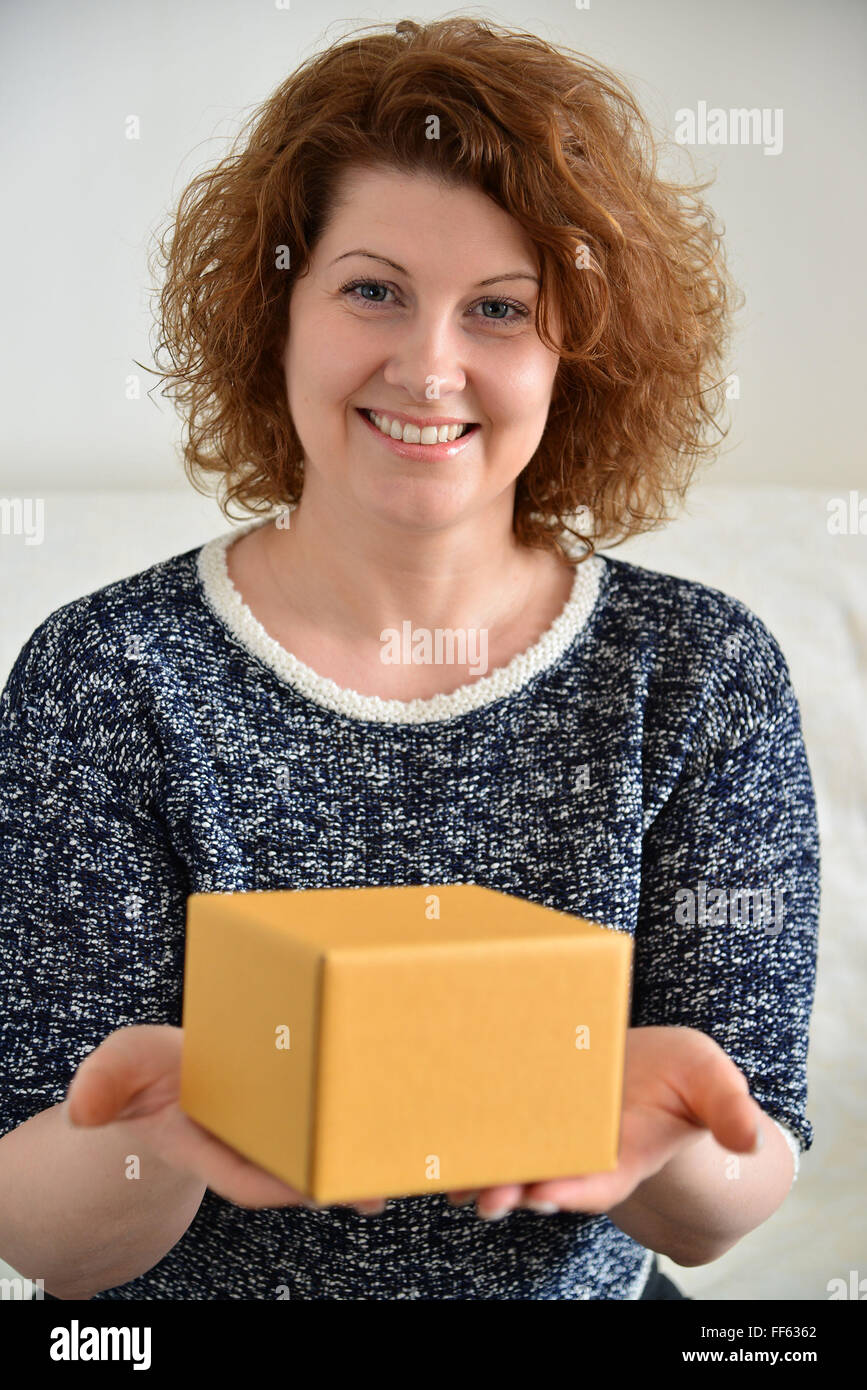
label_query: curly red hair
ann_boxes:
[147,15,742,563]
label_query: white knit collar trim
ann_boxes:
[196,516,605,724]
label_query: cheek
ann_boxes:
[479,350,556,428]
[287,310,378,407]
[505,346,559,409]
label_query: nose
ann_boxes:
[381,309,468,404]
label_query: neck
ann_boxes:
[263,487,556,645]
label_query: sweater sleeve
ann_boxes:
[630,622,821,1169]
[0,607,190,1141]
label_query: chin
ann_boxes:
[356,483,476,533]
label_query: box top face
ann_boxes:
[187,884,620,952]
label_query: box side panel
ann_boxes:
[595,933,633,1159]
[312,933,633,1204]
[179,897,319,1194]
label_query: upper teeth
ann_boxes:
[368,411,470,444]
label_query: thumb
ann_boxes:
[65,1024,180,1127]
[66,1060,122,1127]
[680,1047,764,1154]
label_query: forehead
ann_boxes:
[316,164,539,279]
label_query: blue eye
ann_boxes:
[337,278,529,327]
[344,281,389,303]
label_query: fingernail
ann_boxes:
[449,1192,480,1206]
[357,1202,387,1216]
[524,1200,559,1214]
[752,1125,764,1153]
[300,1197,321,1209]
[477,1205,510,1221]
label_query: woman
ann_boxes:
[0,18,818,1301]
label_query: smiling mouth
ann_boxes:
[359,408,478,445]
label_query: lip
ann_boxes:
[362,407,478,428]
[356,407,480,461]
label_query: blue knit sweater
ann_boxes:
[0,518,820,1300]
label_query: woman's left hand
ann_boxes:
[446,1024,765,1219]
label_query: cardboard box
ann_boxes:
[180,883,632,1203]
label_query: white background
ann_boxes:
[0,0,865,492]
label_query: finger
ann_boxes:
[708,1085,765,1154]
[446,1189,481,1205]
[475,1183,524,1217]
[66,1063,123,1128]
[66,1025,182,1126]
[678,1047,763,1153]
[521,1170,635,1214]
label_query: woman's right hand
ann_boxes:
[65,1024,387,1216]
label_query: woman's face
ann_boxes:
[282,164,561,536]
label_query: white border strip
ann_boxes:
[196,515,605,724]
[771,1117,802,1186]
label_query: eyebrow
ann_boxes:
[329,249,540,287]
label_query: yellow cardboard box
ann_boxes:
[180,883,632,1203]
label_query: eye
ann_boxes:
[337,278,530,328]
[338,278,392,305]
[469,297,529,326]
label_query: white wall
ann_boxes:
[0,0,864,495]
